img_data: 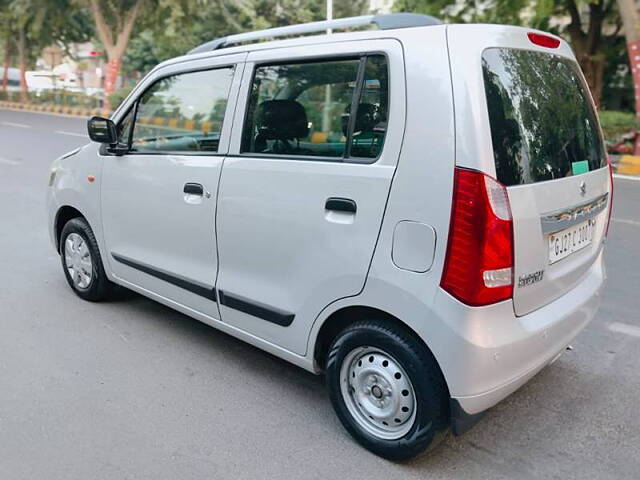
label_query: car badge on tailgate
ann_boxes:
[518,270,544,288]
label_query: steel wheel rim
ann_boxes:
[64,233,93,290]
[339,346,417,440]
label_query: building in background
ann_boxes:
[19,42,106,95]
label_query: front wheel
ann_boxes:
[60,217,113,301]
[326,319,449,460]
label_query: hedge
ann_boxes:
[599,110,639,142]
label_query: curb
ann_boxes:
[609,154,640,177]
[614,155,640,176]
[0,100,111,118]
[0,101,220,133]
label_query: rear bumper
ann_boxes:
[447,250,605,419]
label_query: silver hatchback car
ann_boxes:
[47,13,612,460]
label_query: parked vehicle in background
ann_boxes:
[84,87,105,98]
[26,71,58,94]
[46,13,612,460]
[1,67,21,92]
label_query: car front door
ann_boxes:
[215,40,405,355]
[101,55,245,319]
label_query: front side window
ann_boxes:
[129,67,234,153]
[241,55,388,161]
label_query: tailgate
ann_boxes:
[447,24,611,315]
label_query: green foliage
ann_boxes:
[393,0,633,114]
[0,0,92,67]
[123,0,371,73]
[599,110,640,140]
[602,34,635,112]
[122,31,158,76]
[108,86,134,109]
[393,0,531,24]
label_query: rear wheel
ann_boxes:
[326,319,449,460]
[60,217,113,301]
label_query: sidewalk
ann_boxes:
[611,154,640,176]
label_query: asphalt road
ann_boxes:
[1,108,639,480]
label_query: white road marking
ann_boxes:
[0,157,19,165]
[103,322,129,343]
[609,322,640,338]
[613,173,640,182]
[55,130,85,138]
[1,121,30,128]
[612,218,640,227]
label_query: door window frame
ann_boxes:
[232,46,395,165]
[103,54,247,157]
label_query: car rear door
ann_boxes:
[215,40,405,355]
[447,25,611,316]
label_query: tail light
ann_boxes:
[605,155,614,237]
[441,168,514,306]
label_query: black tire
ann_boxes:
[326,319,449,461]
[60,217,114,301]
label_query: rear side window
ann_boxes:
[482,48,605,186]
[241,55,388,161]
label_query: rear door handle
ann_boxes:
[184,183,204,196]
[325,197,357,213]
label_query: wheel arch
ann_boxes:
[54,205,87,253]
[312,305,447,392]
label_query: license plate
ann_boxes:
[548,219,596,264]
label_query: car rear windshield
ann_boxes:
[482,48,605,186]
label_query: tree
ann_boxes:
[0,0,11,92]
[123,0,371,78]
[0,0,92,100]
[85,0,147,105]
[393,0,529,24]
[617,0,640,120]
[1,0,31,101]
[601,32,634,110]
[1,30,14,93]
[393,0,621,108]
[562,0,621,109]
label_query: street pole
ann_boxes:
[617,0,640,154]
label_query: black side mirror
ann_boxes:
[87,116,117,144]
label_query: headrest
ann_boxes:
[341,103,379,136]
[255,100,309,140]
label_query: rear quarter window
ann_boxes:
[482,48,606,186]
